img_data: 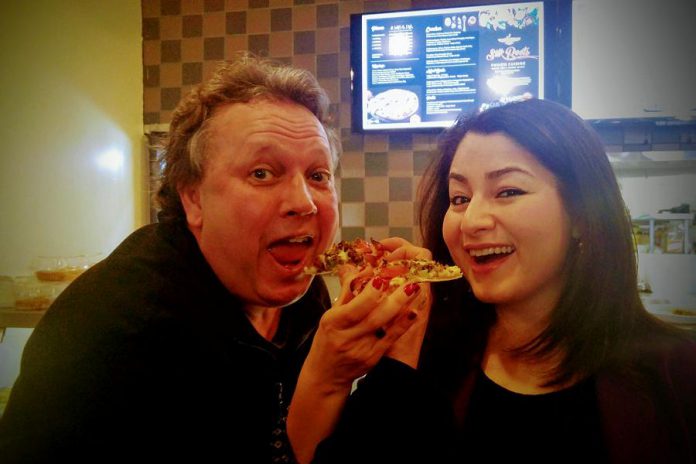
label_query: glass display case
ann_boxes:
[632,213,694,254]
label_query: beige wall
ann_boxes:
[0,0,143,388]
[0,0,144,275]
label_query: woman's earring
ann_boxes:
[572,227,583,253]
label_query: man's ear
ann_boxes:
[179,184,203,228]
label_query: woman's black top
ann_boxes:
[461,370,608,463]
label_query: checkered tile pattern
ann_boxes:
[142,0,437,243]
[142,0,696,242]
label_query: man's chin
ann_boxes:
[261,276,314,308]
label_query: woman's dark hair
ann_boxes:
[418,98,681,387]
[155,52,340,222]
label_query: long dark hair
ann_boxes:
[418,99,682,387]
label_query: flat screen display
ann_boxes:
[350,0,571,133]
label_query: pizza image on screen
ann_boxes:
[367,89,419,121]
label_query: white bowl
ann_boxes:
[645,303,696,325]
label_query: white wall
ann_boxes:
[619,173,696,220]
[572,0,696,120]
[0,0,143,388]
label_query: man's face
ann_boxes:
[180,99,339,308]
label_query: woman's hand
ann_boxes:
[377,237,433,369]
[288,238,433,463]
[309,237,432,387]
[306,266,422,391]
[289,271,422,463]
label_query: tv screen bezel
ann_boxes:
[349,0,572,134]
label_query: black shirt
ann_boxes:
[0,221,330,463]
[461,370,607,463]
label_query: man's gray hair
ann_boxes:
[155,52,340,222]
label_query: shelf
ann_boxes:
[610,159,696,175]
[632,213,694,254]
[0,308,46,329]
[633,213,695,222]
[588,118,696,128]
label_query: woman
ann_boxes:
[312,99,695,464]
[417,98,696,462]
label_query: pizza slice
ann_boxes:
[305,239,462,294]
[367,89,419,122]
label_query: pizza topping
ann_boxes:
[378,259,462,282]
[305,239,462,294]
[304,238,386,274]
[376,263,409,280]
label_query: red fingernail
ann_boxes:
[372,277,385,290]
[404,282,420,296]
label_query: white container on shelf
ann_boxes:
[632,213,694,254]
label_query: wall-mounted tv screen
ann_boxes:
[350,0,571,133]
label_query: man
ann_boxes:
[0,54,424,463]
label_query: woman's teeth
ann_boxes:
[468,246,515,258]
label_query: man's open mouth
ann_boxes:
[268,235,314,267]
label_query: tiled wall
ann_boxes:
[141,0,696,244]
[142,0,441,243]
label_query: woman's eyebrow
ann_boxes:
[448,172,467,183]
[486,166,533,180]
[448,166,533,184]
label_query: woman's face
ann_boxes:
[443,132,573,314]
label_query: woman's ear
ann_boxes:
[179,184,203,229]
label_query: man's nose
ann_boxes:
[283,174,318,217]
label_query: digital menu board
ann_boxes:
[350,1,571,133]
